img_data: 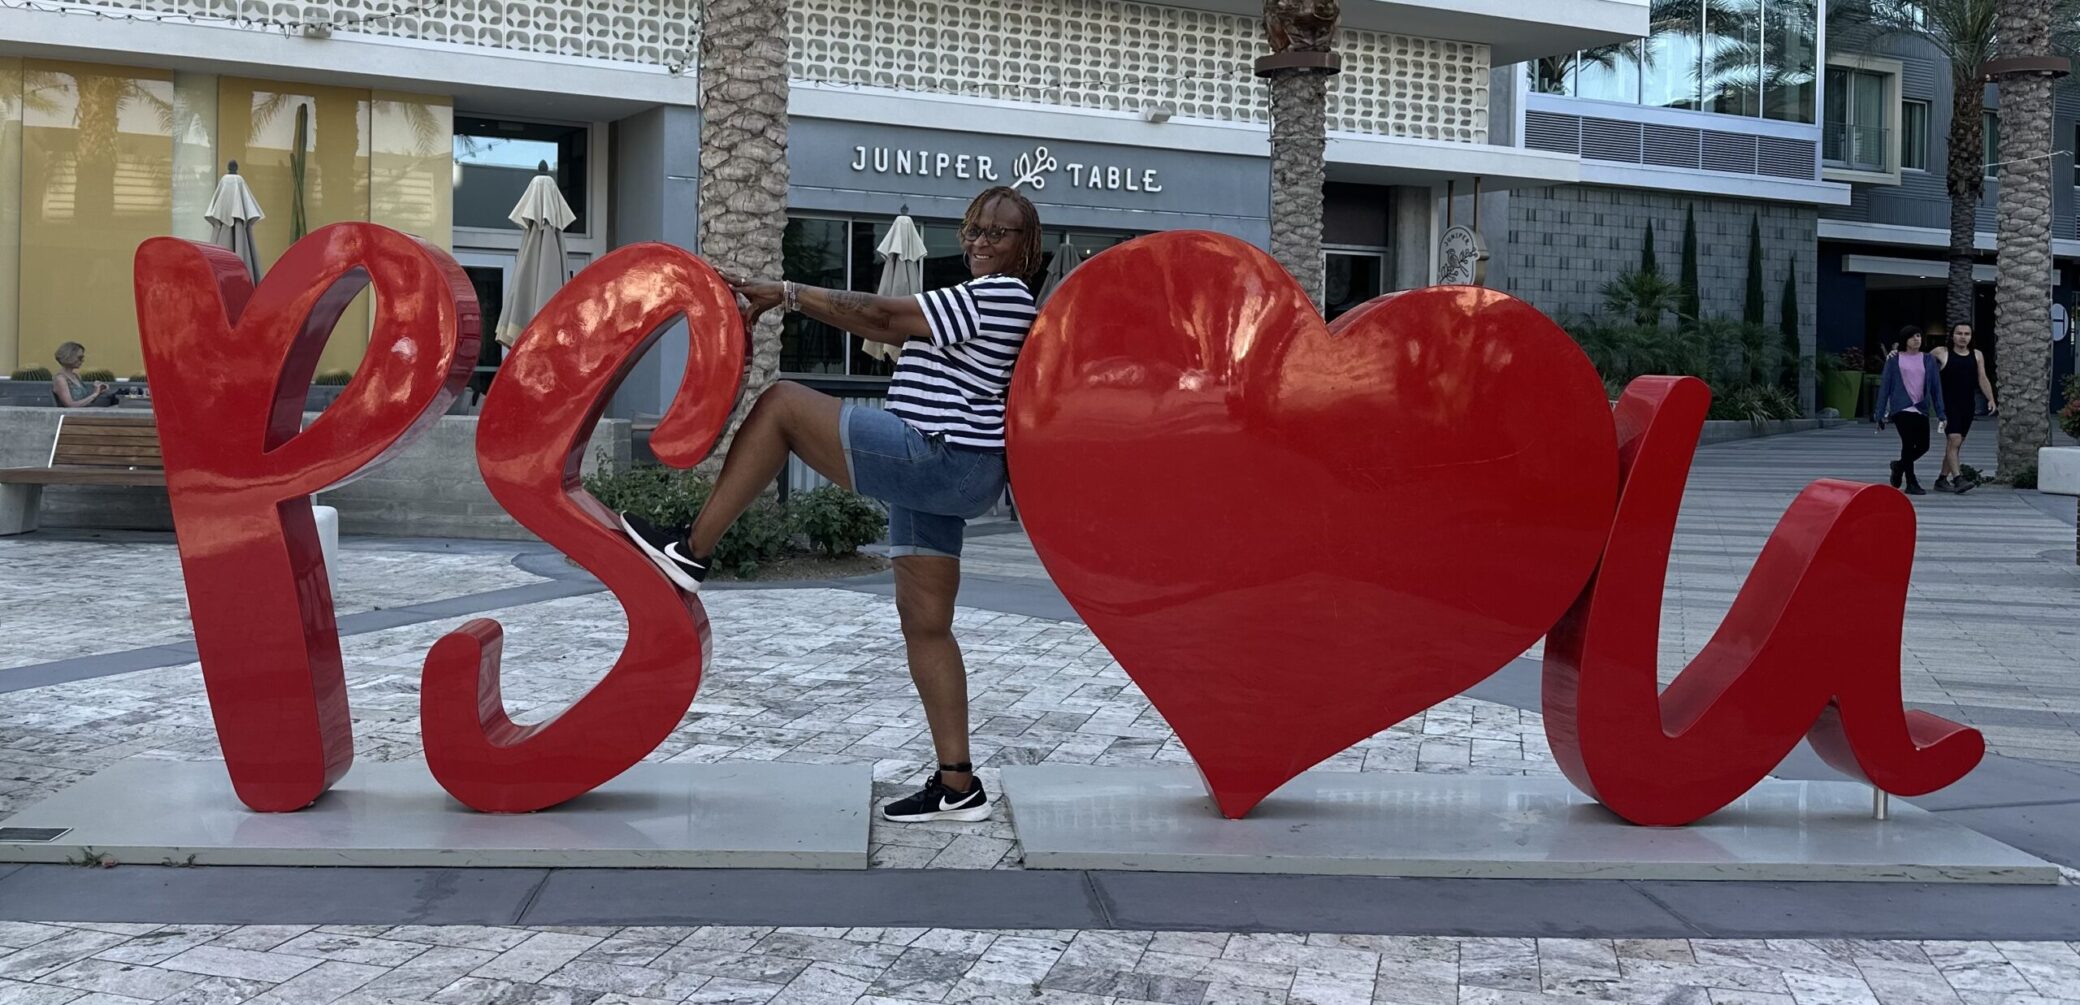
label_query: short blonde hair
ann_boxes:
[54,342,85,368]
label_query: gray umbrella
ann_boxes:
[1036,235,1081,306]
[205,162,264,282]
[497,166,575,347]
[862,214,928,363]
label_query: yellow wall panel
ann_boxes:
[219,78,371,376]
[371,93,452,251]
[0,59,22,373]
[19,60,176,381]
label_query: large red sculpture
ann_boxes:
[136,225,478,812]
[136,222,1983,825]
[1006,231,1621,818]
[1541,376,1983,825]
[421,244,744,812]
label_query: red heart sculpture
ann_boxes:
[1007,231,1620,818]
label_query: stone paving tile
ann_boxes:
[11,931,2056,1005]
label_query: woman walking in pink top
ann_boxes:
[1874,326,1947,496]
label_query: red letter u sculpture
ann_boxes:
[135,224,478,812]
[1542,376,1984,826]
[419,244,745,813]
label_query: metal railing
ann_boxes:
[1821,123,1890,173]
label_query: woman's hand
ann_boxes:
[91,381,108,396]
[720,272,784,328]
[1988,399,1999,416]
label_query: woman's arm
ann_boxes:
[728,277,931,345]
[1976,353,1998,412]
[51,376,96,408]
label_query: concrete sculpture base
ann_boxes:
[0,759,870,869]
[1001,767,2058,883]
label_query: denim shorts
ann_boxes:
[840,405,1007,559]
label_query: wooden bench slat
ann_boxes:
[52,444,163,459]
[58,428,162,440]
[0,467,166,486]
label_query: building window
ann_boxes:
[1901,100,1929,171]
[453,116,588,234]
[1542,0,1814,122]
[1984,112,2000,178]
[1324,251,1386,321]
[780,215,1137,378]
[1822,67,1890,172]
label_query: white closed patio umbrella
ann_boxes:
[205,161,265,282]
[1036,235,1081,307]
[862,213,929,362]
[497,163,576,347]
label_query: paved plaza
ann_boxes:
[1,424,2078,1003]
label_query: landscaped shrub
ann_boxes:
[78,368,116,383]
[313,370,354,386]
[583,462,883,577]
[2010,463,2039,490]
[790,486,887,557]
[1708,384,1801,426]
[2062,376,2080,441]
[9,366,51,381]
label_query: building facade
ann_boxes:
[1480,0,1836,410]
[0,0,1645,428]
[1814,26,2080,414]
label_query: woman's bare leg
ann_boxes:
[1942,433,1964,479]
[686,381,850,557]
[893,555,974,792]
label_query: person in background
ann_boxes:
[50,342,115,408]
[1875,326,1946,496]
[1931,322,1996,493]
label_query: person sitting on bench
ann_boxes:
[51,342,117,408]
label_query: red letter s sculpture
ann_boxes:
[419,244,745,813]
[135,224,478,812]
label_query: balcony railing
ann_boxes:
[1822,123,1891,173]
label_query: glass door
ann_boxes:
[454,250,513,410]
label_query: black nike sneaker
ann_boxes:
[618,511,709,592]
[882,770,991,823]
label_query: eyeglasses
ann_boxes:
[961,225,1023,244]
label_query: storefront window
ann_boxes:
[1324,251,1385,321]
[782,213,1136,379]
[453,116,586,234]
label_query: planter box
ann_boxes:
[2040,446,2080,497]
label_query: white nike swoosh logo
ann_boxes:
[939,794,974,812]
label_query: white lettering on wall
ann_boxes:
[846,143,1162,200]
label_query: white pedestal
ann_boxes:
[2038,446,2080,497]
[0,760,871,869]
[1001,766,2059,883]
[312,502,341,585]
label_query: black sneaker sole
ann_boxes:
[882,798,993,823]
[619,513,706,593]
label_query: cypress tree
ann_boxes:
[1779,261,1801,392]
[1641,219,1659,276]
[1679,206,1701,328]
[1744,215,1767,326]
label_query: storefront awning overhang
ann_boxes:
[1843,255,1998,284]
[1325,135,1582,191]
[1186,0,1650,64]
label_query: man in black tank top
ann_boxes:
[1932,323,1998,492]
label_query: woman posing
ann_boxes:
[1930,322,1996,493]
[1875,326,1947,496]
[618,187,1042,824]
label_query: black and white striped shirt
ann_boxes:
[888,276,1036,450]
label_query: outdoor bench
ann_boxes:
[0,414,164,535]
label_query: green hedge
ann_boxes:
[584,462,887,577]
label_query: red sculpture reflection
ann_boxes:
[420,244,745,813]
[135,224,477,812]
[1007,231,1621,818]
[1542,376,1983,826]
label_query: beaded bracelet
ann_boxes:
[782,280,800,314]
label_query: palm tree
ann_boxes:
[698,0,789,463]
[1846,0,2079,330]
[1259,0,1342,310]
[1987,0,2068,476]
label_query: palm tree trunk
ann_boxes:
[698,0,789,466]
[1990,0,2058,477]
[1944,71,1985,330]
[1268,73,1328,310]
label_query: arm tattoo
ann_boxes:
[827,290,875,318]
